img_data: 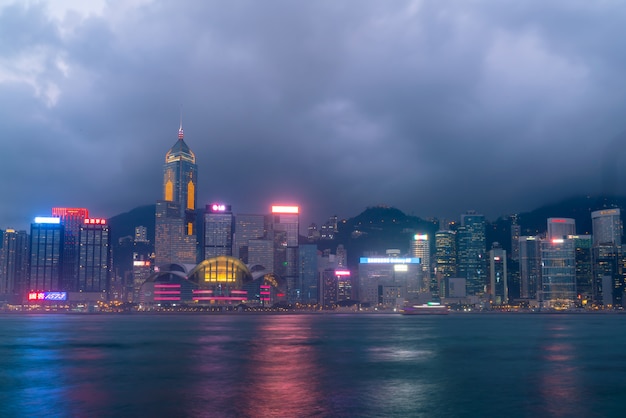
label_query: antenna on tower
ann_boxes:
[178,105,184,140]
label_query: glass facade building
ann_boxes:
[78,219,111,294]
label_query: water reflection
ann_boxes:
[239,315,325,417]
[533,320,588,417]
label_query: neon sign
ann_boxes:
[271,205,299,214]
[34,217,60,224]
[84,218,106,225]
[212,204,226,212]
[28,291,68,301]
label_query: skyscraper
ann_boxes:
[155,122,198,265]
[78,218,111,294]
[29,217,64,292]
[271,205,299,301]
[0,229,29,298]
[457,211,486,296]
[155,201,196,264]
[52,207,88,291]
[591,209,623,306]
[541,237,576,307]
[410,234,430,293]
[203,204,234,260]
[519,236,541,299]
[233,214,266,262]
[163,122,197,230]
[591,209,622,247]
[547,218,576,240]
[489,242,508,305]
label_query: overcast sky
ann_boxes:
[2,0,626,230]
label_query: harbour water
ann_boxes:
[1,313,625,417]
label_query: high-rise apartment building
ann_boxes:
[155,122,198,265]
[29,217,64,292]
[203,204,234,260]
[78,218,111,294]
[457,211,486,296]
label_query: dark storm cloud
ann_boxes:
[2,0,626,230]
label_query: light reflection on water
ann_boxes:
[0,314,625,417]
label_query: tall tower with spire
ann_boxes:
[163,119,198,233]
[155,119,198,265]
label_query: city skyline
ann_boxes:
[4,1,626,231]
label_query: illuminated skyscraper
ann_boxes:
[435,230,457,278]
[203,204,234,259]
[78,218,111,294]
[541,237,576,307]
[457,211,486,296]
[163,122,197,230]
[155,201,196,265]
[410,234,430,293]
[155,122,198,265]
[52,207,88,291]
[29,217,64,292]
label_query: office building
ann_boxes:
[29,217,64,292]
[78,218,111,294]
[457,211,486,296]
[591,209,622,247]
[519,236,541,300]
[540,237,576,307]
[52,207,88,291]
[155,201,196,265]
[488,242,508,305]
[298,244,318,303]
[203,204,234,260]
[547,218,576,240]
[271,205,299,302]
[410,234,430,293]
[233,214,266,262]
[156,122,198,265]
[591,209,623,307]
[358,254,421,309]
[0,229,29,298]
[569,235,593,304]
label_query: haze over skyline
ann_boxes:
[3,0,626,230]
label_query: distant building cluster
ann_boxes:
[1,122,624,312]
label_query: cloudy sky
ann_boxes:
[2,0,626,230]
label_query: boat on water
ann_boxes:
[401,302,449,315]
